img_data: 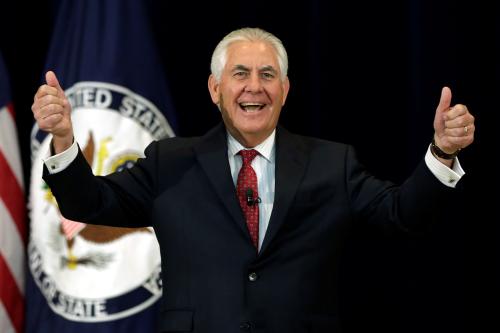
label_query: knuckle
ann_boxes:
[39,85,50,95]
[46,94,57,104]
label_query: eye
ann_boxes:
[233,71,248,79]
[261,72,275,80]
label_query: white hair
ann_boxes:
[210,27,288,82]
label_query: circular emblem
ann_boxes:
[29,82,174,322]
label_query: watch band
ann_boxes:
[431,138,460,160]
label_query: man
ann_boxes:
[32,28,474,332]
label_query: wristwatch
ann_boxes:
[431,138,460,160]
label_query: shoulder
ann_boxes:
[147,122,226,158]
[297,134,348,151]
[157,136,203,151]
[278,126,352,159]
[144,136,203,161]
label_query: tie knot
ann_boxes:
[239,149,258,165]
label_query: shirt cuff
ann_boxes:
[424,145,465,188]
[43,140,79,174]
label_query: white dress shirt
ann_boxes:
[44,132,464,251]
[226,131,276,250]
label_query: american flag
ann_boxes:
[0,53,25,333]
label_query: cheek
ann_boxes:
[269,86,285,103]
[223,84,242,96]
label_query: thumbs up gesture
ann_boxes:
[433,87,475,156]
[32,71,74,153]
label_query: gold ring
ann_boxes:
[464,125,468,134]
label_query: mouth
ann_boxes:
[239,102,266,112]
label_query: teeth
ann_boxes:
[240,102,263,107]
[239,102,265,112]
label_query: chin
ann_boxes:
[238,124,266,135]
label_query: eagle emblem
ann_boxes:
[44,130,151,270]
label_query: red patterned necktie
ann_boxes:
[236,149,259,249]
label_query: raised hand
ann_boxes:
[433,87,475,156]
[32,71,74,153]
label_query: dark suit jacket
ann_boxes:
[43,123,454,333]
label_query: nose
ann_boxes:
[244,72,263,93]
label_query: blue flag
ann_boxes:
[27,1,176,332]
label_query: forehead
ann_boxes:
[225,40,280,70]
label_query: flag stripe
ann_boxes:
[0,255,24,333]
[0,153,26,243]
[6,104,15,119]
[61,216,86,240]
[0,301,16,333]
[1,55,25,333]
[0,106,24,189]
[0,200,25,293]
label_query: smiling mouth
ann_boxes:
[239,102,265,112]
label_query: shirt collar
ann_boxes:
[227,130,276,163]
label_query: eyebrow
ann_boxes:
[259,65,278,74]
[231,64,278,74]
[232,65,250,72]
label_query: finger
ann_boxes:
[37,94,65,108]
[45,71,65,95]
[444,113,474,128]
[34,104,64,121]
[436,86,452,115]
[34,84,59,100]
[444,124,475,137]
[38,113,63,131]
[32,94,65,115]
[445,104,468,120]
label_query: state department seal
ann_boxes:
[29,81,174,322]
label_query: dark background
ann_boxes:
[1,1,497,332]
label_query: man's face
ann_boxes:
[208,40,290,147]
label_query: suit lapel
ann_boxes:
[260,126,308,254]
[193,124,250,241]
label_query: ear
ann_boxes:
[281,77,290,106]
[208,74,220,105]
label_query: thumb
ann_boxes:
[45,70,64,93]
[436,86,452,115]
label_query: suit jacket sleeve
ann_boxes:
[42,141,160,227]
[344,144,457,232]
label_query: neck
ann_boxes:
[227,128,273,148]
